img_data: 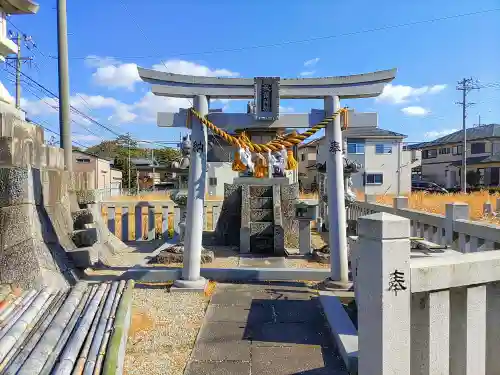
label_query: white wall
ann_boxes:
[317,137,413,195]
[207,162,239,197]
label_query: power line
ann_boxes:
[456,77,480,193]
[62,7,500,60]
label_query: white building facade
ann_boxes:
[316,114,419,196]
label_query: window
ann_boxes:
[375,144,393,154]
[471,142,486,154]
[76,158,91,163]
[346,139,365,154]
[301,153,305,161]
[452,145,463,155]
[365,173,383,185]
[439,147,451,155]
[422,149,437,159]
[208,177,217,186]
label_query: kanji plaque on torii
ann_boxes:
[254,77,280,121]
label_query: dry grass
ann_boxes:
[357,190,500,223]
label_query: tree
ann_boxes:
[466,169,481,187]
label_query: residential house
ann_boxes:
[298,138,321,192]
[316,115,420,196]
[72,150,123,195]
[408,124,500,188]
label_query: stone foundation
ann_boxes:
[0,112,127,289]
[214,179,299,253]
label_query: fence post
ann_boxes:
[121,206,129,242]
[357,212,411,375]
[444,203,469,250]
[107,206,116,235]
[393,196,408,211]
[162,205,169,239]
[135,205,142,241]
[148,205,155,240]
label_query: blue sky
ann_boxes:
[3,0,500,149]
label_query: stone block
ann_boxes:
[0,237,69,289]
[250,209,273,222]
[358,212,410,240]
[0,204,38,251]
[250,222,273,236]
[76,189,100,205]
[280,182,299,201]
[249,185,272,197]
[0,137,14,167]
[0,167,38,207]
[72,209,94,230]
[214,183,242,246]
[250,197,273,209]
[72,228,98,247]
[66,246,99,268]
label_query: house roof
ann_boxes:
[299,138,322,149]
[449,152,500,167]
[343,127,406,138]
[408,124,500,150]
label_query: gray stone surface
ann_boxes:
[249,185,273,197]
[250,209,273,222]
[239,256,286,268]
[66,246,98,268]
[72,208,94,230]
[280,184,299,249]
[72,228,98,247]
[250,197,273,209]
[184,361,250,375]
[214,183,242,246]
[153,248,214,264]
[185,283,347,375]
[250,222,273,236]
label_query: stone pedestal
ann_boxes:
[298,220,312,255]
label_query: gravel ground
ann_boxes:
[123,286,209,375]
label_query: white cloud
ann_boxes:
[401,106,430,116]
[299,71,315,77]
[279,106,294,113]
[424,129,458,139]
[304,57,320,67]
[377,84,448,104]
[73,134,101,142]
[152,59,239,78]
[92,63,141,91]
[88,56,240,92]
[84,55,121,68]
[428,84,447,94]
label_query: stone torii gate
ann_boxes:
[137,67,397,290]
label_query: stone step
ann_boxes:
[250,209,274,222]
[250,221,274,236]
[250,197,273,209]
[250,235,274,253]
[249,186,273,198]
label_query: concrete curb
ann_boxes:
[102,280,135,375]
[318,291,358,374]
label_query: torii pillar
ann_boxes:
[173,95,208,291]
[325,96,349,285]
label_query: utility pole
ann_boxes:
[6,32,34,109]
[456,78,480,193]
[57,0,72,171]
[127,132,131,190]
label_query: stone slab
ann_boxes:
[250,209,273,222]
[184,361,250,375]
[204,304,271,324]
[67,246,99,268]
[238,256,286,268]
[319,292,358,374]
[251,322,330,347]
[250,197,273,209]
[234,177,290,186]
[249,185,273,197]
[250,222,273,236]
[251,346,347,375]
[72,228,98,247]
